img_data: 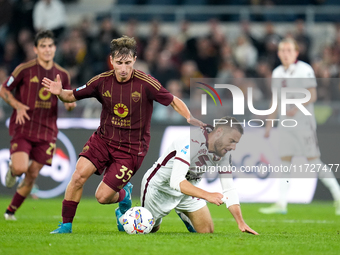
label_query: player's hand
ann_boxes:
[64,102,77,111]
[42,74,62,96]
[15,103,30,125]
[238,222,259,235]
[187,116,206,127]
[205,192,224,206]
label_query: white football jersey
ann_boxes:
[144,127,232,197]
[272,60,317,130]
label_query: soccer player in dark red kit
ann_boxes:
[0,30,76,221]
[43,35,204,234]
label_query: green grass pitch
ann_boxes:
[0,196,339,255]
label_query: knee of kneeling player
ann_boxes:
[196,225,214,234]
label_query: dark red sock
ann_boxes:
[7,192,26,214]
[62,199,79,223]
[117,189,126,202]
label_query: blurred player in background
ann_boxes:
[118,117,257,234]
[43,35,204,234]
[0,30,76,220]
[259,38,340,215]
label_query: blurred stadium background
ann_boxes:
[1,0,340,202]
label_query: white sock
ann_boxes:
[309,158,340,201]
[277,161,291,209]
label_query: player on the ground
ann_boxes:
[0,30,76,221]
[43,35,204,234]
[259,38,340,215]
[116,117,258,234]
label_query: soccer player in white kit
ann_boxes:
[259,38,340,215]
[139,117,258,234]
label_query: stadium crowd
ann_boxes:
[1,0,340,121]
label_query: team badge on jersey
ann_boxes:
[114,103,129,118]
[76,84,86,91]
[132,91,141,102]
[7,76,14,87]
[181,145,189,154]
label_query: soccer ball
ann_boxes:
[122,206,155,234]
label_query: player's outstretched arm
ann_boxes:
[0,85,30,125]
[42,74,77,103]
[228,204,259,235]
[179,180,224,206]
[170,96,206,127]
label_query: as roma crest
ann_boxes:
[132,91,141,103]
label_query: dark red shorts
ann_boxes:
[10,134,56,166]
[79,132,144,192]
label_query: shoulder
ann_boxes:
[272,65,283,78]
[296,61,315,78]
[133,69,162,91]
[87,70,114,86]
[296,61,314,72]
[54,63,70,79]
[54,63,69,75]
[12,59,37,78]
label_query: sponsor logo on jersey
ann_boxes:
[30,76,39,83]
[132,91,141,102]
[38,87,51,101]
[181,145,189,154]
[76,84,86,91]
[114,103,129,118]
[103,90,111,97]
[7,76,14,87]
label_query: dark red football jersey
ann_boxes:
[3,59,71,142]
[73,69,174,156]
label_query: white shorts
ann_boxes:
[140,184,206,227]
[278,128,320,158]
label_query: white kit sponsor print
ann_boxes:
[160,126,317,204]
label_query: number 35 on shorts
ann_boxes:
[115,165,133,183]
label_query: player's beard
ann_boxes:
[213,139,226,157]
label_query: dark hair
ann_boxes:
[214,116,244,135]
[110,35,137,59]
[34,30,55,47]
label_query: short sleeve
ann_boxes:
[301,65,317,88]
[154,86,174,106]
[73,75,100,100]
[173,135,191,166]
[2,66,25,91]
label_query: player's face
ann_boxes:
[34,38,56,63]
[213,128,242,157]
[111,54,136,82]
[277,42,299,68]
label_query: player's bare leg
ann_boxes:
[96,181,134,232]
[95,181,119,204]
[64,157,97,202]
[5,152,30,188]
[184,206,214,233]
[16,160,43,197]
[51,157,97,234]
[4,153,38,220]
